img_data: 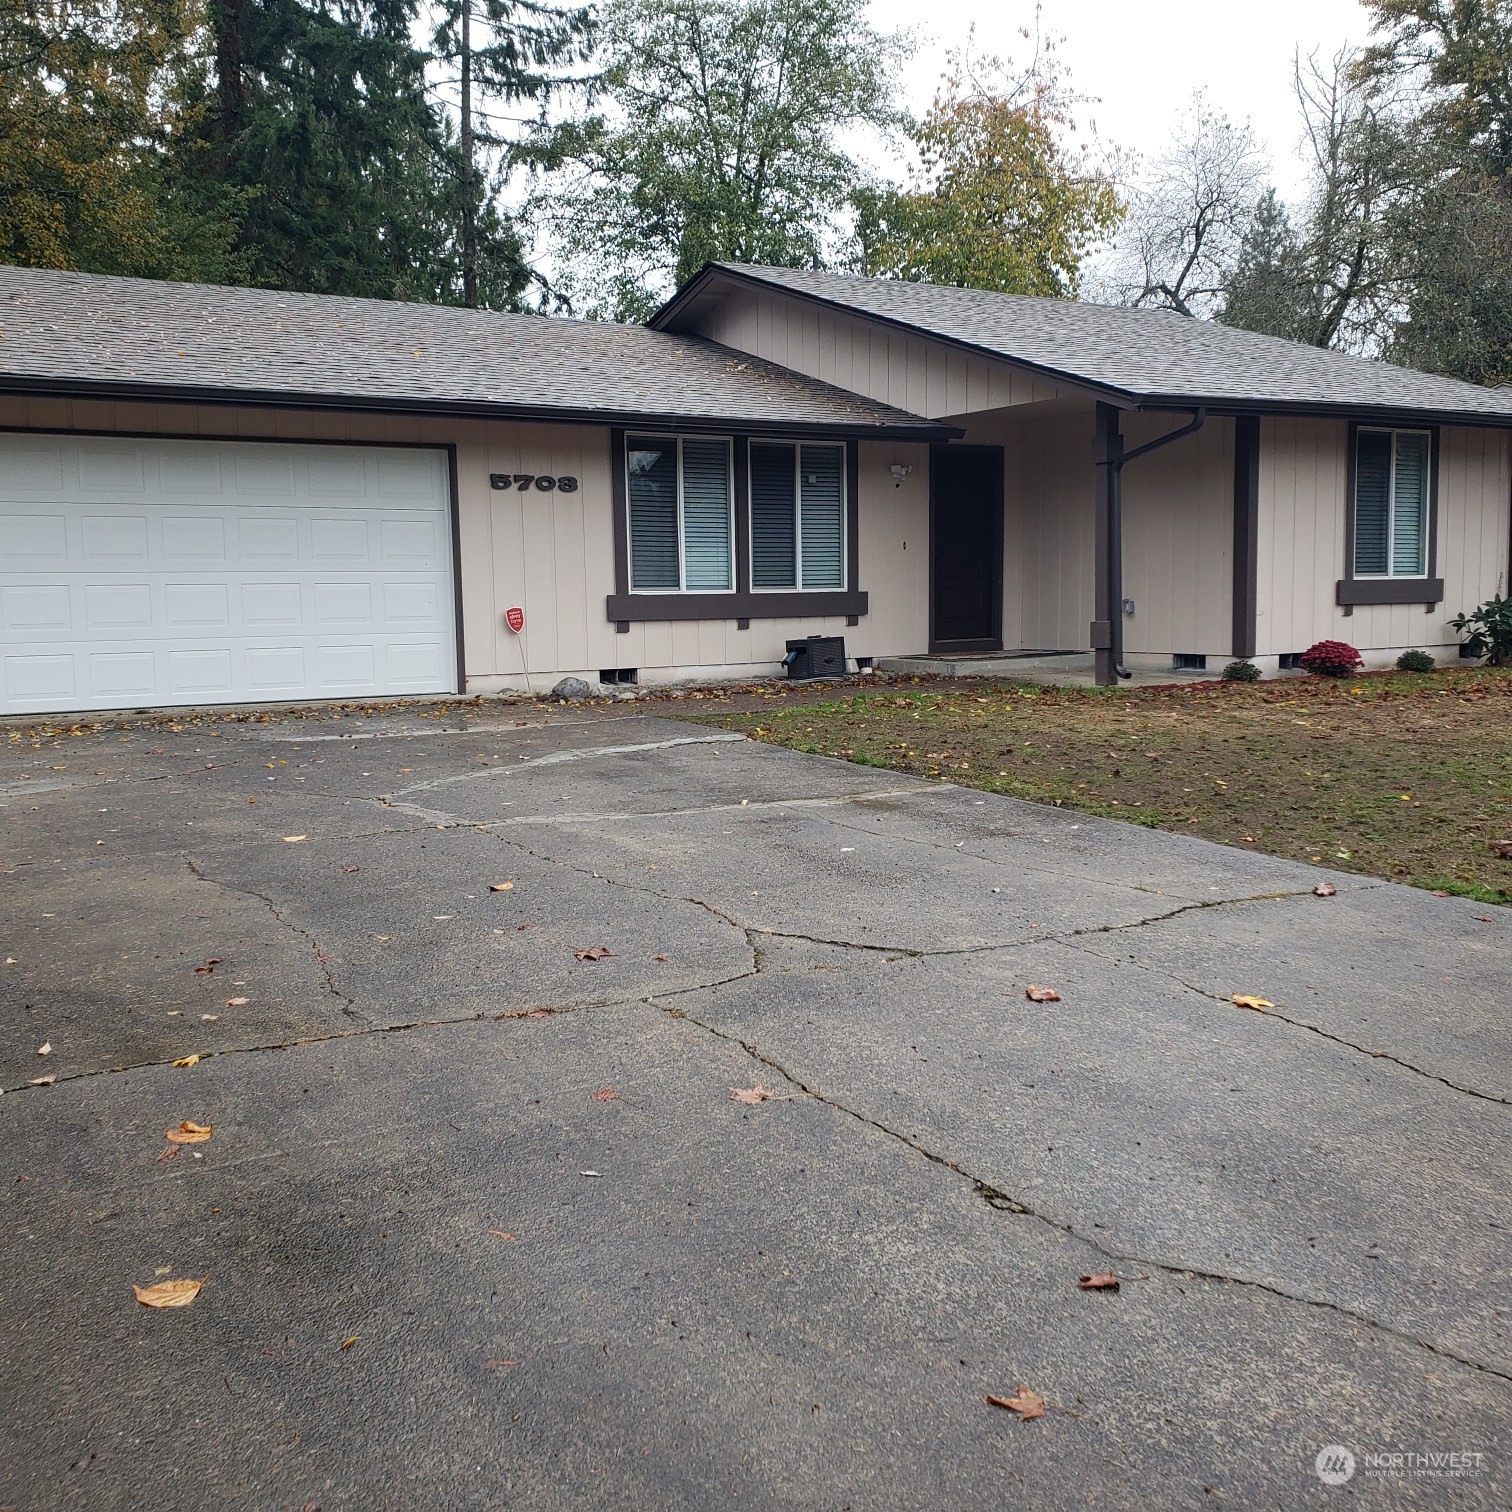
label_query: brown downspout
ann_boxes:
[1093,403,1207,685]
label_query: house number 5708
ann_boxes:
[490,473,579,492]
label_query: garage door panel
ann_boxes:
[1,436,456,714]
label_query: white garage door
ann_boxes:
[0,433,458,715]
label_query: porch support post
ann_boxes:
[1092,402,1123,687]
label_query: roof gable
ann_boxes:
[654,263,1512,426]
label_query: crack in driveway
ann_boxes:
[184,857,366,1022]
[655,994,1512,1386]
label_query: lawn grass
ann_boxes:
[702,668,1512,904]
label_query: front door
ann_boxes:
[930,445,1003,651]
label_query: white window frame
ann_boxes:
[626,435,736,595]
[746,439,848,593]
[1353,426,1432,581]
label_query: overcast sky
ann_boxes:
[863,0,1380,196]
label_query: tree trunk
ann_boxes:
[211,0,246,168]
[460,2,477,308]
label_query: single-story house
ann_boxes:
[2,260,1509,715]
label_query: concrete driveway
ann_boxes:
[1,700,1507,1510]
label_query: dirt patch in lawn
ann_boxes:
[700,669,1512,904]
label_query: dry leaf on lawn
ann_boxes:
[590,1087,619,1102]
[1231,995,1274,1011]
[1491,839,1512,858]
[172,1054,202,1068]
[1079,1271,1121,1290]
[987,1385,1046,1421]
[133,1277,205,1308]
[1313,883,1338,897]
[490,882,515,892]
[729,1086,773,1105]
[574,946,613,961]
[1024,985,1062,1003]
[165,1121,212,1145]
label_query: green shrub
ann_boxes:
[1395,649,1436,672]
[1449,594,1512,665]
[1221,659,1261,681]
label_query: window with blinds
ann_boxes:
[627,435,733,592]
[748,441,846,590]
[1353,428,1430,578]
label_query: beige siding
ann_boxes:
[1120,413,1234,658]
[0,396,931,690]
[1257,417,1511,658]
[692,286,1066,419]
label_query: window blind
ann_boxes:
[750,442,797,588]
[1392,432,1429,577]
[681,440,732,590]
[627,436,679,590]
[799,445,844,589]
[1353,430,1392,576]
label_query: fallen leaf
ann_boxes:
[226,996,249,1006]
[574,946,613,961]
[482,1359,517,1368]
[133,1277,205,1308]
[1473,916,1495,923]
[654,954,669,962]
[987,1385,1046,1421]
[1231,995,1274,1011]
[340,1335,358,1350]
[200,1014,219,1021]
[193,958,223,975]
[36,1042,51,1056]
[155,1145,180,1162]
[1079,1271,1121,1291]
[341,865,361,874]
[579,1170,602,1178]
[590,1087,619,1102]
[489,1230,518,1241]
[164,1121,212,1144]
[1491,839,1512,859]
[172,1054,202,1068]
[490,882,515,892]
[282,835,308,843]
[1024,985,1061,1003]
[729,1086,773,1104]
[29,1075,56,1086]
[1312,883,1338,897]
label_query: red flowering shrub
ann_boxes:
[1299,639,1364,677]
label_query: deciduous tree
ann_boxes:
[855,46,1122,298]
[523,0,903,321]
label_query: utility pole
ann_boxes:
[460,1,478,307]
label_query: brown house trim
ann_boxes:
[1338,421,1443,613]
[1232,415,1260,659]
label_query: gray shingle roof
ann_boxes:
[659,263,1512,425]
[0,265,946,437]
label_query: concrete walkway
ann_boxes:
[1,702,1506,1509]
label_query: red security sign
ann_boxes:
[505,606,525,633]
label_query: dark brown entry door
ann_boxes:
[931,445,1004,650]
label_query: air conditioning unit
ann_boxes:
[783,635,846,680]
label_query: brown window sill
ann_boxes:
[1336,577,1443,607]
[605,590,868,623]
